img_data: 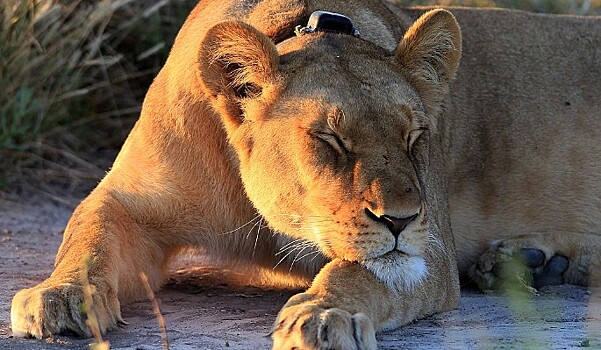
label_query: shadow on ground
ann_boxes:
[1,194,600,349]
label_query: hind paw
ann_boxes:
[471,242,569,291]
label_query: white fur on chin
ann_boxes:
[362,253,428,293]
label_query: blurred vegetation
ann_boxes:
[0,0,196,191]
[402,0,601,15]
[1,0,600,192]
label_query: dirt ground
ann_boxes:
[1,192,601,350]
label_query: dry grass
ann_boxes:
[81,256,110,350]
[0,0,195,190]
[140,272,170,350]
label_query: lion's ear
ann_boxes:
[198,21,280,135]
[395,9,461,116]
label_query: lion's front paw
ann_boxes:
[11,282,123,339]
[272,294,376,350]
[471,242,568,291]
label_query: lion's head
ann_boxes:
[198,9,461,291]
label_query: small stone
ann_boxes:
[579,339,590,347]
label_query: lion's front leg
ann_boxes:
[273,261,380,350]
[11,189,169,338]
[272,259,458,350]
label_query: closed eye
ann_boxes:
[314,132,349,156]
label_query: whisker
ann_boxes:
[289,245,312,272]
[218,214,262,235]
[246,214,263,240]
[289,245,320,272]
[273,245,306,270]
[426,232,448,260]
[251,217,264,259]
[310,251,322,261]
[277,238,307,254]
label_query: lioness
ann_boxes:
[11,0,601,349]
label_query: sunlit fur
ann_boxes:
[11,1,462,341]
[201,25,458,290]
[11,1,601,348]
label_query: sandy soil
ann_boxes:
[1,193,601,349]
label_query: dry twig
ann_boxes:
[139,271,170,350]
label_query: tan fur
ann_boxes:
[11,1,601,349]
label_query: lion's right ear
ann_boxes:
[198,21,280,135]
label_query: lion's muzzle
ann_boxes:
[364,208,418,239]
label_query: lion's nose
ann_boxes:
[364,208,418,238]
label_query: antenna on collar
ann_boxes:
[295,11,360,38]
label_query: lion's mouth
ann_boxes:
[362,249,411,264]
[357,242,420,262]
[394,242,420,256]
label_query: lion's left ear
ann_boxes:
[198,21,280,136]
[395,9,462,116]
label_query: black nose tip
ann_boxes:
[364,208,418,238]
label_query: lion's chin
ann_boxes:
[360,252,427,293]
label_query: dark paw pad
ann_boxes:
[473,247,570,292]
[518,248,545,268]
[532,255,568,288]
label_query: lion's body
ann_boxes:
[11,1,601,348]
[421,8,601,280]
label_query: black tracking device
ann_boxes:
[295,11,360,37]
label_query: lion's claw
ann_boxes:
[11,282,122,339]
[272,299,376,350]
